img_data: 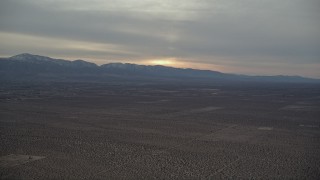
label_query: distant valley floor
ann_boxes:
[1,82,320,179]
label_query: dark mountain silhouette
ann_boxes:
[0,53,318,83]
[9,53,97,68]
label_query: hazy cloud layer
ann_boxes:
[0,0,319,77]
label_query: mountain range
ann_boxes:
[0,53,318,83]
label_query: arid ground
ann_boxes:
[1,82,320,179]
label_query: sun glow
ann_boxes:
[149,59,175,66]
[143,58,224,72]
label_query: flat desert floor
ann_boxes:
[1,82,320,179]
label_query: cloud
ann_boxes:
[0,0,319,77]
[0,32,142,64]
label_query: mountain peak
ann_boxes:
[72,59,98,67]
[11,53,34,57]
[10,53,52,62]
[7,53,99,68]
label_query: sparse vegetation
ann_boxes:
[1,82,320,179]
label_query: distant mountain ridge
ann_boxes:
[9,53,97,68]
[0,53,318,83]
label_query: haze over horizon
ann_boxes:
[0,0,319,78]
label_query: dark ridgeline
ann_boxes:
[0,53,318,83]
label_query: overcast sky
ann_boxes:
[0,0,319,78]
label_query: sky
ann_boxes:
[0,0,319,78]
